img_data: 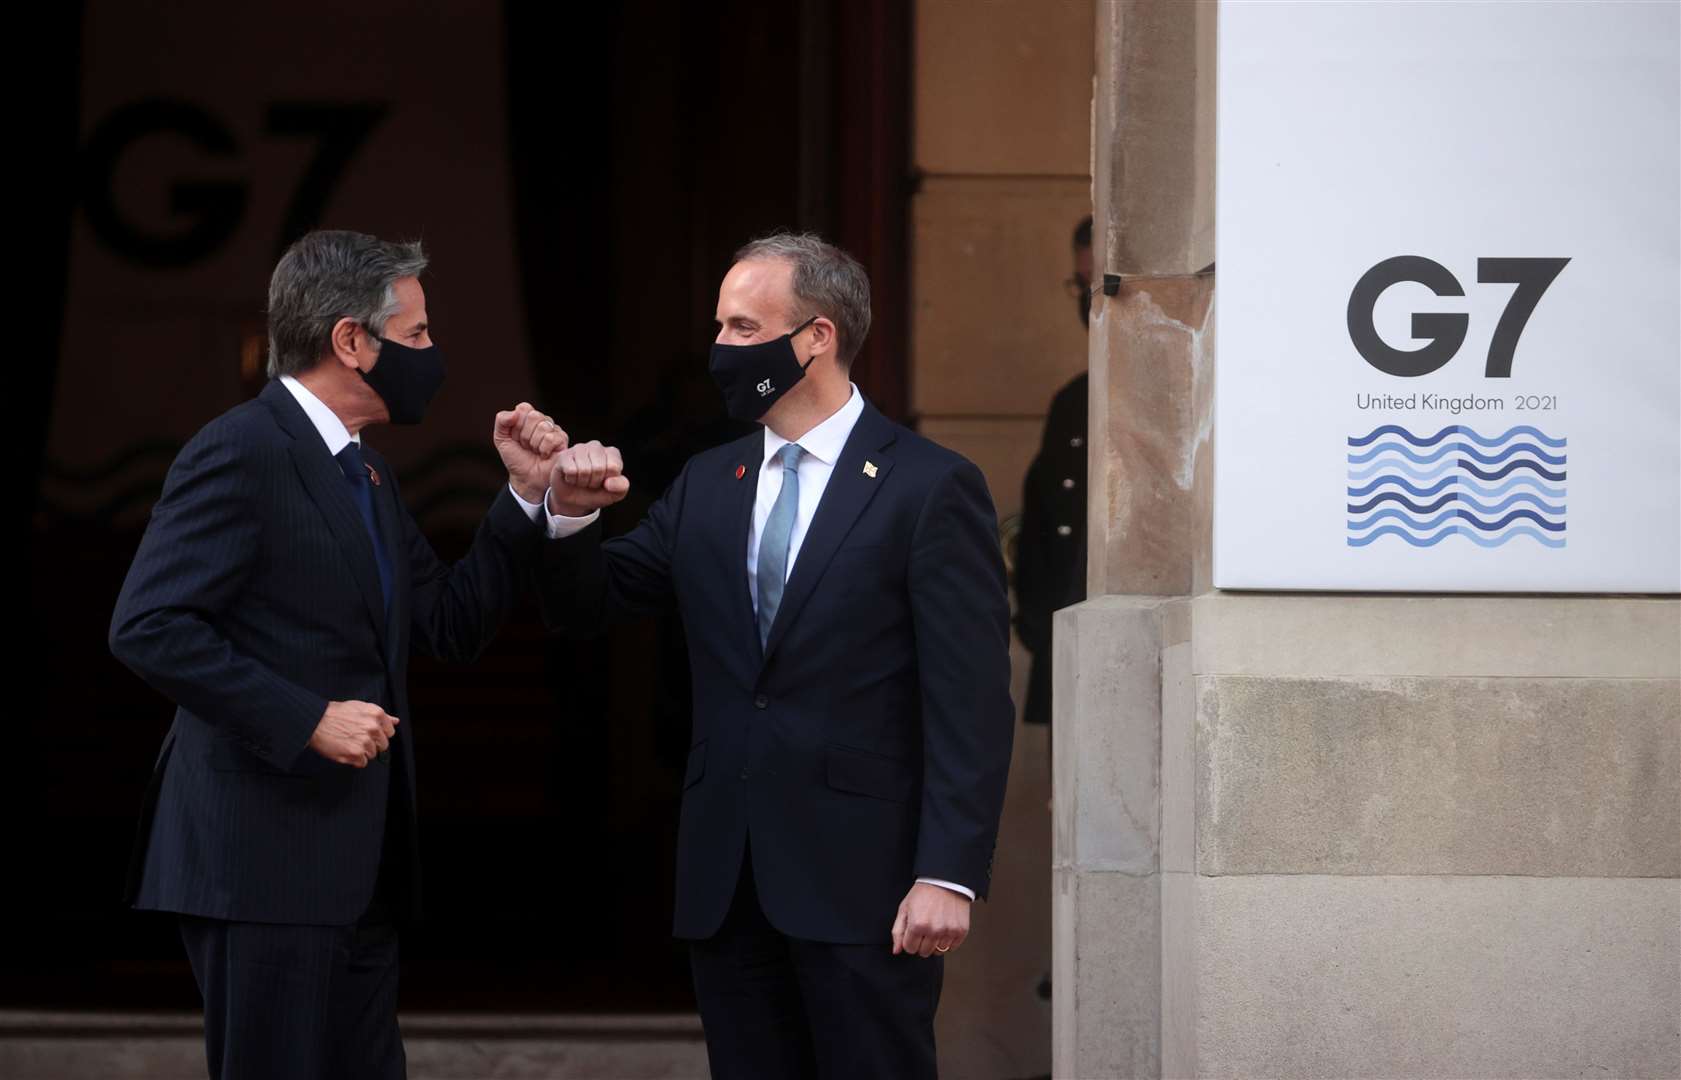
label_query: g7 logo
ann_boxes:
[80,99,387,268]
[757,379,775,396]
[1347,256,1569,378]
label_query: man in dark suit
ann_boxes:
[1015,214,1093,730]
[109,230,568,1079]
[536,233,1015,1078]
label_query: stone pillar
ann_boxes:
[1055,4,1215,1074]
[1086,0,1216,601]
[1055,3,1681,1078]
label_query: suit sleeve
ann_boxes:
[396,477,547,665]
[109,427,328,770]
[537,462,687,636]
[908,461,1016,899]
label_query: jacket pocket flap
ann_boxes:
[825,744,913,802]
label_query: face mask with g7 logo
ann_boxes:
[708,315,818,422]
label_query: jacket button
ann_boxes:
[738,768,750,781]
[1061,478,1076,489]
[754,694,769,709]
[1070,436,1084,448]
[1057,525,1073,537]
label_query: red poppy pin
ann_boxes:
[735,465,746,480]
[365,463,382,487]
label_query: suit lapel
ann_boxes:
[262,381,389,645]
[761,405,897,665]
[731,431,767,665]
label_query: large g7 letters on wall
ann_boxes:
[79,99,387,267]
[1347,257,1570,379]
[1214,1,1679,592]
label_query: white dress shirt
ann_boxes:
[547,386,974,903]
[279,375,548,526]
[746,384,865,610]
[280,375,359,455]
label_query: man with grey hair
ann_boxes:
[538,232,1015,1077]
[110,229,571,1079]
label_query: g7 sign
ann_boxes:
[1347,256,1570,378]
[80,99,387,268]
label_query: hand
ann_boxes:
[546,440,631,517]
[308,700,400,768]
[495,403,569,503]
[891,882,971,958]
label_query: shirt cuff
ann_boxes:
[916,877,976,901]
[512,485,600,539]
[509,483,545,521]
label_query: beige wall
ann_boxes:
[911,2,1094,1077]
[912,2,1094,522]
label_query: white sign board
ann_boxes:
[1215,0,1680,592]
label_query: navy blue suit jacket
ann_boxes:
[110,379,548,926]
[542,401,1015,944]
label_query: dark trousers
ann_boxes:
[689,849,943,1080]
[177,896,405,1080]
[176,793,409,1080]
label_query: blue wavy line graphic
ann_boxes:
[1346,440,1568,466]
[1456,458,1566,482]
[1346,491,1566,516]
[1347,508,1463,532]
[1347,508,1566,533]
[1345,425,1567,550]
[1346,525,1567,548]
[1347,475,1459,499]
[1348,425,1568,449]
[1348,492,1457,515]
[1347,458,1458,482]
[1346,474,1567,500]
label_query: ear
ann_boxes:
[808,316,839,362]
[330,316,372,371]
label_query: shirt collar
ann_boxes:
[279,374,360,454]
[763,384,864,467]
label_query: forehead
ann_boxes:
[389,276,426,317]
[717,258,794,316]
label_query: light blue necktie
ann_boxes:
[756,443,805,646]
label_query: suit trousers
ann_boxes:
[689,846,943,1080]
[176,785,408,1080]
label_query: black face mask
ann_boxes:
[360,336,446,425]
[709,315,818,422]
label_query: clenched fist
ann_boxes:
[546,440,631,518]
[891,882,971,958]
[495,402,568,503]
[308,700,400,768]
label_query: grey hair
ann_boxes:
[734,232,872,367]
[266,230,429,378]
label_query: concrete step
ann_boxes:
[0,1011,710,1079]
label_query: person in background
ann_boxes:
[1015,214,1093,735]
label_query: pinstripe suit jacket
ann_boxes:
[110,378,547,926]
